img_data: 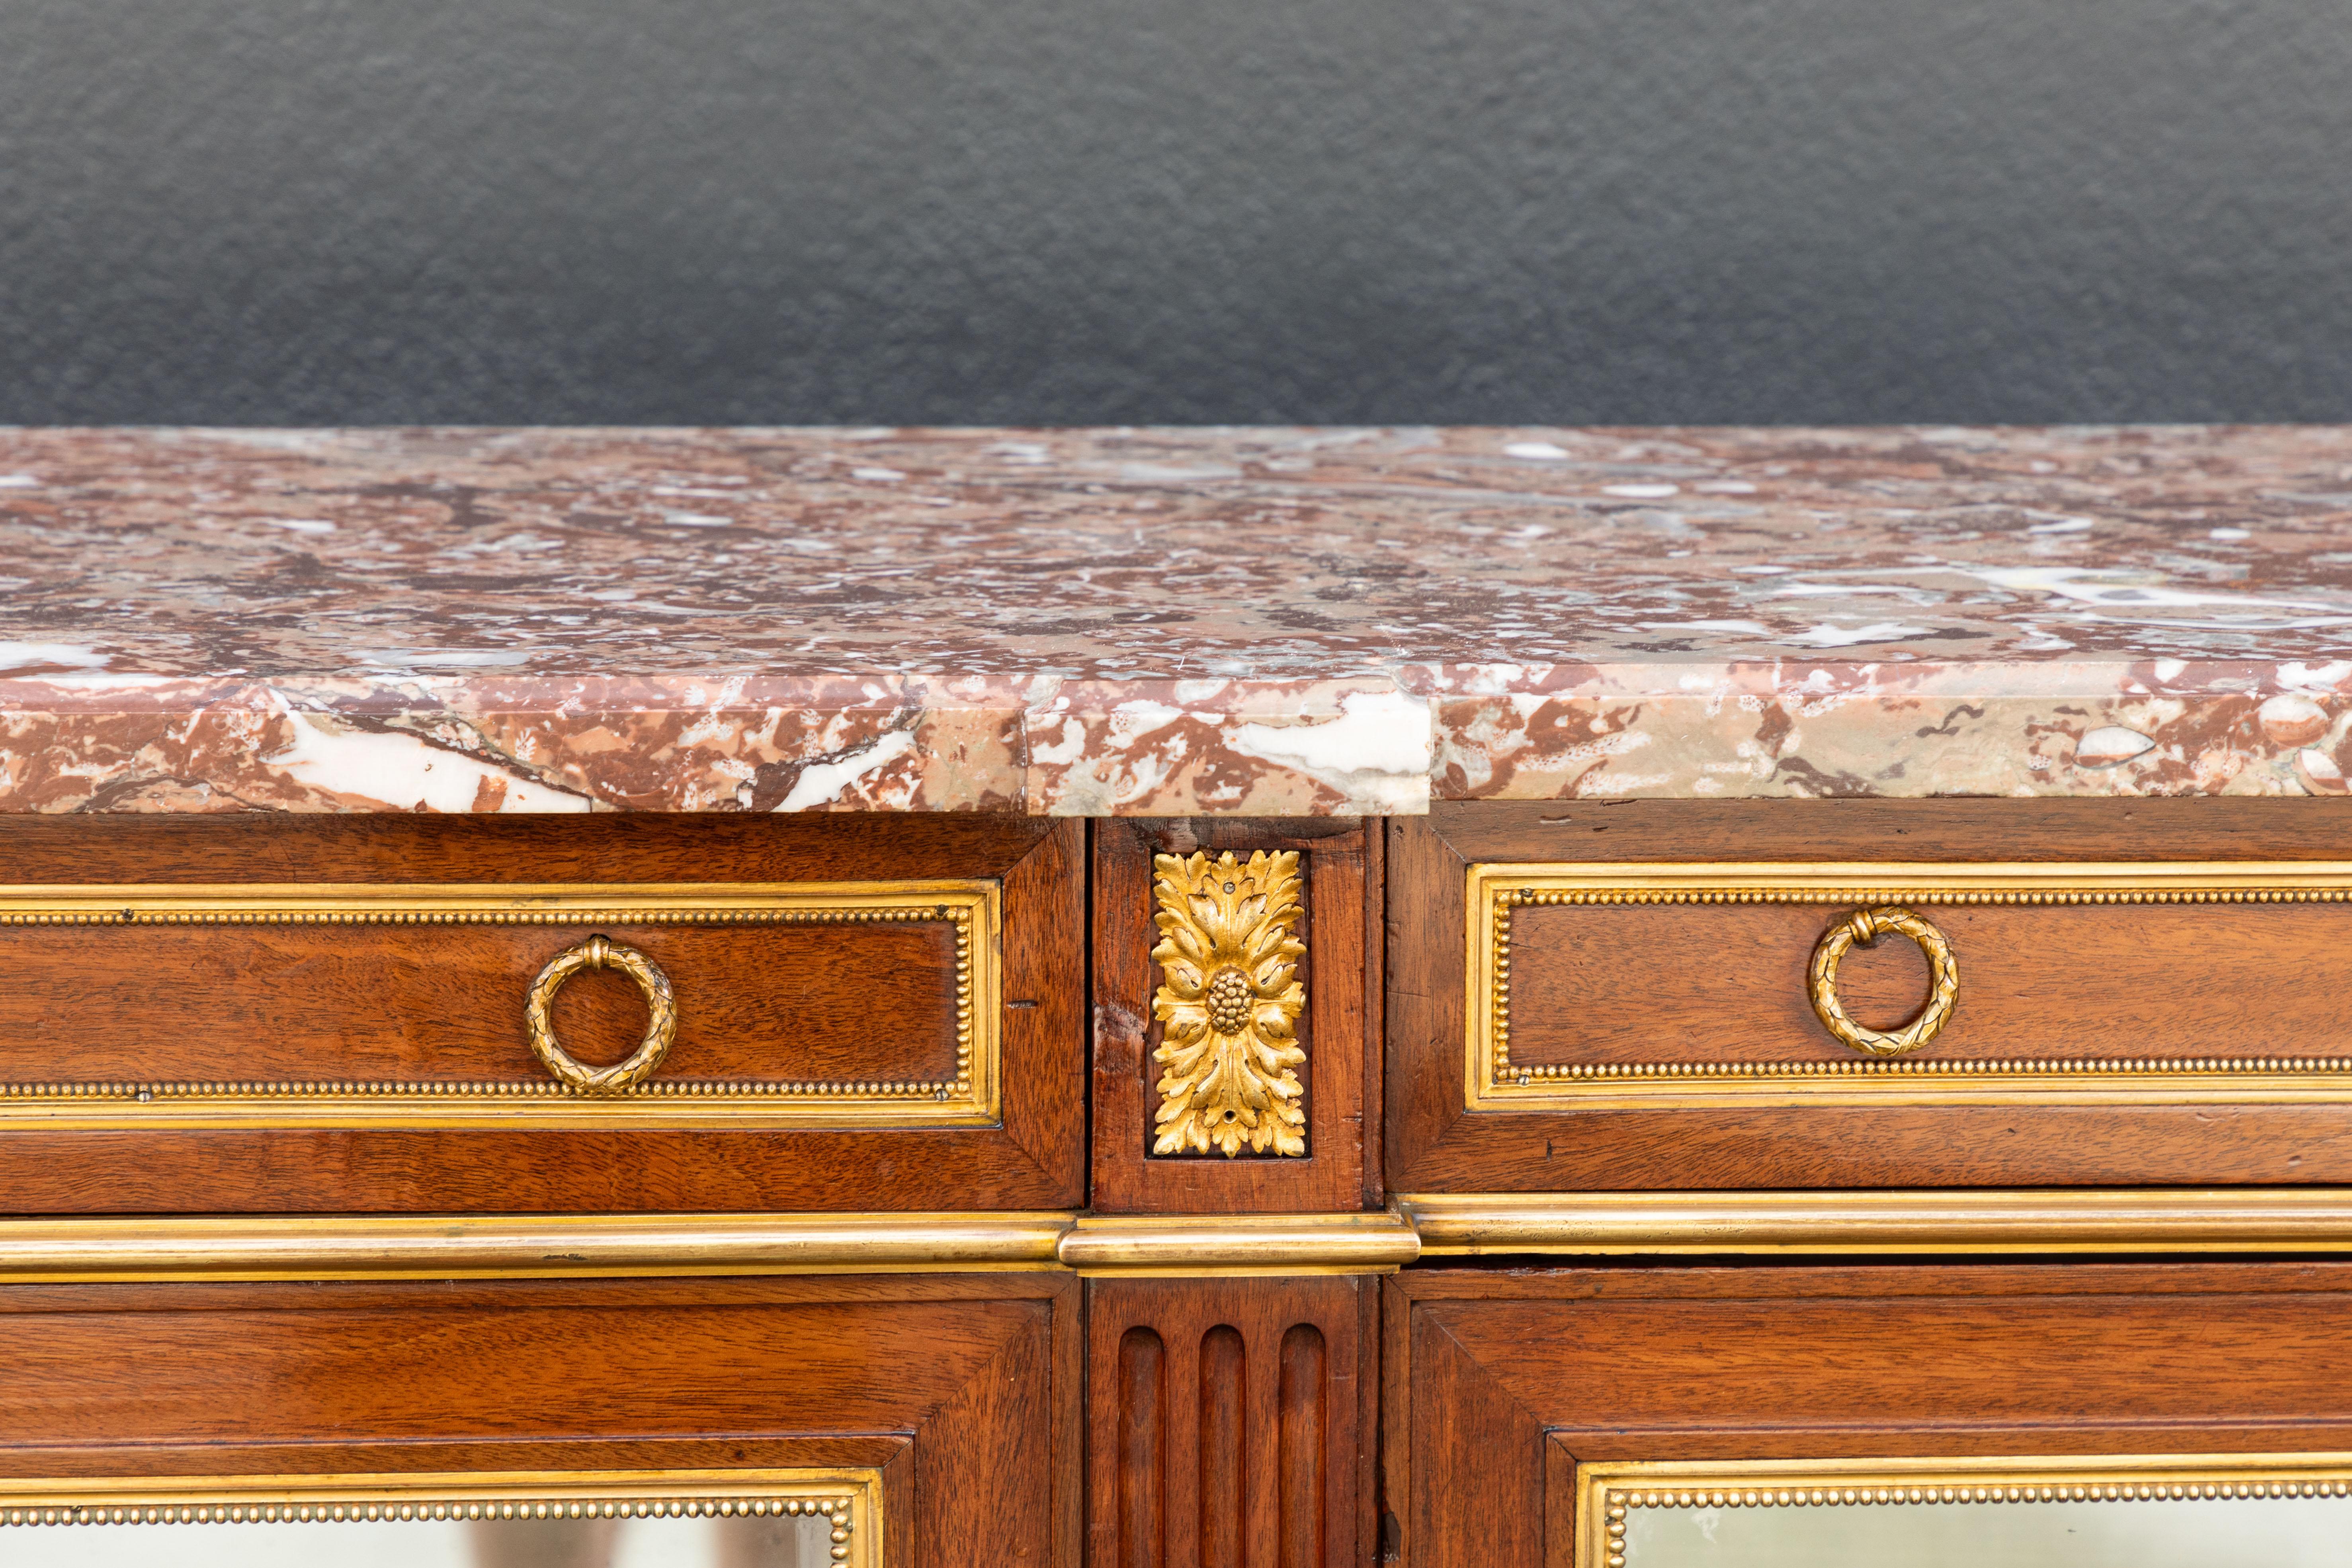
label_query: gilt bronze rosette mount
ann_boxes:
[1149,849,1308,1157]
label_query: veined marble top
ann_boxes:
[5,424,2352,814]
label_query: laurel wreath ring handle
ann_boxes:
[525,935,677,1094]
[1806,904,1958,1058]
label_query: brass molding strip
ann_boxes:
[0,881,1000,1130]
[0,1209,1432,1281]
[0,1468,881,1568]
[1058,1211,1420,1275]
[36,1193,2352,1279]
[1579,1454,2352,1568]
[1468,860,2352,1113]
[0,1211,1072,1283]
[1402,1188,2352,1256]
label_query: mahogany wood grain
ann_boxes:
[0,918,963,1084]
[1388,1260,2352,1568]
[1507,898,2352,1066]
[1087,1275,1375,1568]
[1426,797,2352,865]
[0,1270,1080,1568]
[0,812,1061,885]
[1091,820,1369,1215]
[1360,824,1385,1209]
[1115,1328,1167,1568]
[1388,801,2352,1191]
[0,815,1084,1213]
[1200,1324,1248,1568]
[1385,815,1471,1196]
[1277,1323,1329,1568]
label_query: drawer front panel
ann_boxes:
[0,815,1082,1212]
[1472,861,2352,1112]
[1387,1261,2352,1568]
[1387,804,2352,1190]
[0,882,998,1129]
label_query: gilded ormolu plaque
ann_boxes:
[0,1466,879,1568]
[1579,1454,2352,1568]
[0,881,1000,1131]
[1469,860,2352,1113]
[1150,850,1307,1156]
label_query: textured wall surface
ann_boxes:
[3,0,2348,425]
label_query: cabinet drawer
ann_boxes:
[0,879,1001,1127]
[1387,1259,2352,1568]
[1390,802,2352,1190]
[0,815,1082,1212]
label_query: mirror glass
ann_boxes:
[1624,1493,2352,1568]
[1,1511,836,1568]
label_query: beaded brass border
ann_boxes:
[1578,1453,2352,1568]
[1468,861,2352,1113]
[0,1467,878,1567]
[0,882,1000,1130]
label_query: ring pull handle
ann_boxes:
[1806,904,1958,1058]
[525,934,677,1095]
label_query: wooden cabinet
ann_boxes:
[21,423,2352,1565]
[10,798,2352,1567]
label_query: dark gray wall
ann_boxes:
[4,0,2348,426]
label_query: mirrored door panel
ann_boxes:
[1582,1457,2352,1568]
[0,1470,877,1568]
[1621,1493,2352,1568]
[8,1512,837,1568]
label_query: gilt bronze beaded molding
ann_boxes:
[1468,861,2352,1113]
[1578,1453,2352,1568]
[0,1467,878,1568]
[0,882,999,1131]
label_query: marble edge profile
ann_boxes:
[5,659,2352,813]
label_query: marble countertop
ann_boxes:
[6,425,2352,814]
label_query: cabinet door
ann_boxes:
[0,1271,1080,1568]
[1385,1260,2352,1568]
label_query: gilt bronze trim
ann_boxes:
[0,1467,879,1568]
[1579,1453,2352,1568]
[1403,1187,2352,1256]
[1468,860,2352,1112]
[0,881,1000,1130]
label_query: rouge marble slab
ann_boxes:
[4,425,2352,814]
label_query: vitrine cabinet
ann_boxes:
[9,424,2352,1566]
